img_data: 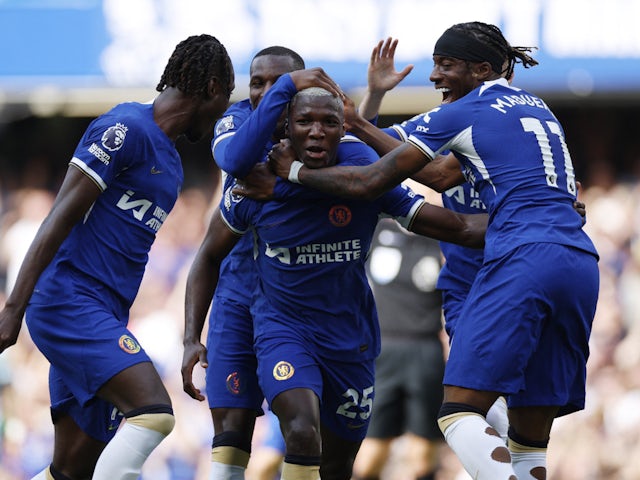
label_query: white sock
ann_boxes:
[209,462,246,480]
[92,422,168,479]
[442,414,516,480]
[485,396,509,443]
[30,466,53,480]
[510,444,547,479]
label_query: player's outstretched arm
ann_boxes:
[359,37,413,120]
[182,209,240,401]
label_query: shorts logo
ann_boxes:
[273,361,295,381]
[226,372,245,395]
[101,123,128,152]
[118,335,141,354]
[328,205,352,227]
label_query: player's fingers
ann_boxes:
[371,39,383,63]
[387,38,399,58]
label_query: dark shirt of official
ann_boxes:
[366,218,444,340]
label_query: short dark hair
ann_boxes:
[252,46,305,70]
[156,34,233,97]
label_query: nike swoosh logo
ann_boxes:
[150,166,163,174]
[346,422,367,430]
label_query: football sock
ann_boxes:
[280,455,320,480]
[30,465,55,480]
[509,429,548,480]
[91,412,174,479]
[210,445,250,480]
[438,405,516,480]
[486,396,509,443]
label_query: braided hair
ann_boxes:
[156,34,233,98]
[450,22,538,79]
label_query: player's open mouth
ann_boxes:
[437,87,451,104]
[306,146,325,158]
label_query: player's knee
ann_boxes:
[283,423,321,456]
[125,404,175,436]
[437,402,486,436]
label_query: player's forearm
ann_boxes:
[220,75,298,178]
[358,90,387,121]
[348,117,402,156]
[409,203,486,248]
[183,257,219,344]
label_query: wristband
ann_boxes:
[288,161,304,184]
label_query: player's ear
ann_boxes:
[207,78,218,98]
[284,120,289,136]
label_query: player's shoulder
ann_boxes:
[215,99,252,138]
[337,134,377,166]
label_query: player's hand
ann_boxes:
[573,180,586,224]
[232,163,277,201]
[0,307,23,353]
[343,95,363,132]
[268,139,297,180]
[181,340,208,401]
[289,68,343,99]
[368,37,414,95]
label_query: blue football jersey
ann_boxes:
[30,102,183,315]
[406,78,598,262]
[220,145,425,361]
[387,116,486,292]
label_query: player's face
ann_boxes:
[250,54,299,141]
[249,55,298,110]
[185,69,235,143]
[287,95,344,170]
[429,55,477,104]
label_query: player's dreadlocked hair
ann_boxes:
[450,21,538,80]
[156,34,233,97]
[252,46,305,71]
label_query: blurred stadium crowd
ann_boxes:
[0,116,638,479]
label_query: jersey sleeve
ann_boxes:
[218,176,259,235]
[211,75,298,179]
[379,183,425,230]
[69,111,140,191]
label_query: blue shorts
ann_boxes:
[26,301,149,441]
[49,367,125,443]
[205,296,264,412]
[444,243,599,417]
[254,328,375,442]
[441,288,469,340]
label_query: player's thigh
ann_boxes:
[98,361,171,413]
